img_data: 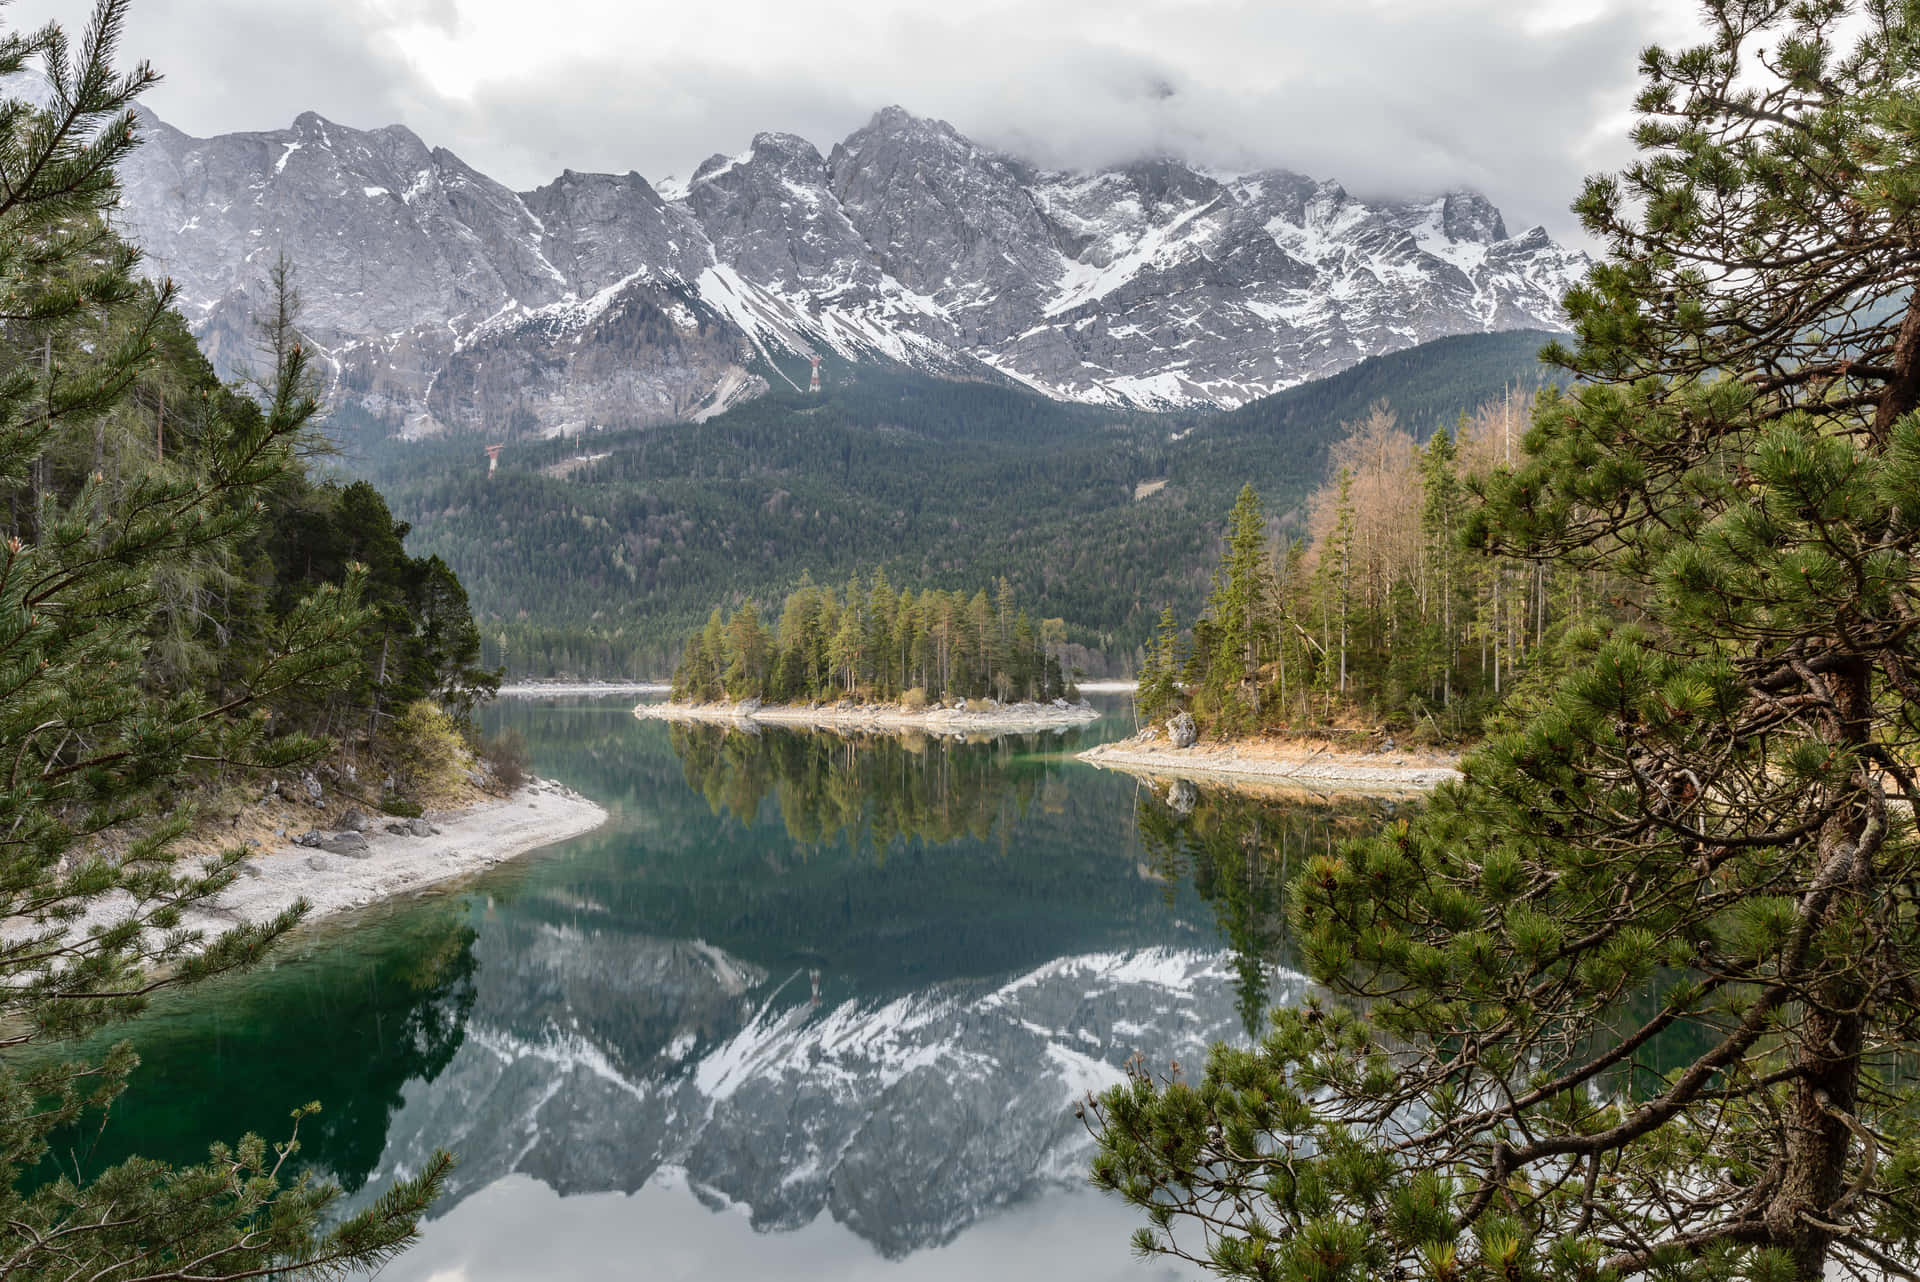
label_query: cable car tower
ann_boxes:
[486,443,505,477]
[808,356,822,394]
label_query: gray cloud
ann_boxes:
[9,0,1702,241]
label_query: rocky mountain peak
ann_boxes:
[827,107,1061,334]
[860,104,968,146]
[1508,224,1554,251]
[748,131,827,170]
[520,166,706,296]
[683,130,872,297]
[531,167,667,213]
[111,103,1590,434]
[1118,157,1221,208]
[686,131,832,205]
[1439,189,1507,243]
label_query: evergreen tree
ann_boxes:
[721,602,769,699]
[1201,484,1269,728]
[1092,5,1920,1278]
[0,5,447,1273]
[1138,606,1184,722]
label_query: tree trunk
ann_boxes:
[1871,286,1920,444]
[1768,656,1871,1279]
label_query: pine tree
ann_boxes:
[1092,4,1920,1278]
[828,585,863,695]
[0,4,448,1274]
[722,602,769,699]
[1138,605,1183,722]
[993,577,1018,701]
[1201,484,1269,728]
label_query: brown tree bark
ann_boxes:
[1767,658,1873,1278]
[1870,286,1920,444]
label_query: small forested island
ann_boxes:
[638,571,1099,731]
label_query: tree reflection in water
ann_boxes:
[670,722,1055,853]
[1131,779,1411,1038]
[670,718,1412,1042]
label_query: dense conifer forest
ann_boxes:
[669,571,1075,706]
[350,331,1565,678]
[88,300,499,737]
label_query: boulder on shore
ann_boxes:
[1167,712,1198,749]
[319,831,371,857]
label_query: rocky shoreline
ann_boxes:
[634,696,1102,735]
[9,779,608,951]
[498,680,670,697]
[1078,721,1462,793]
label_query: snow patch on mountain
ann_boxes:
[111,104,1588,435]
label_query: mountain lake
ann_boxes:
[45,694,1417,1280]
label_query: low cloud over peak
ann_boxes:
[13,0,1701,246]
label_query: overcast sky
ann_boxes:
[9,0,1706,241]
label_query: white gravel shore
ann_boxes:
[634,698,1102,734]
[10,779,607,949]
[1078,740,1461,792]
[498,681,670,697]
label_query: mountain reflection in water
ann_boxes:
[48,698,1401,1276]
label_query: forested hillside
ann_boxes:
[356,331,1565,678]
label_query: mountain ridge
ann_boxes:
[114,103,1587,438]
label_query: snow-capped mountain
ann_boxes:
[114,104,1587,436]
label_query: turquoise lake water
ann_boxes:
[59,695,1407,1280]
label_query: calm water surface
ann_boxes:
[68,696,1408,1280]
